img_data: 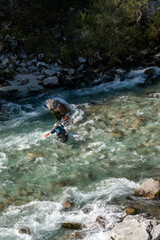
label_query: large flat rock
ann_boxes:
[108,215,160,240]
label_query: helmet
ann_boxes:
[54,123,58,128]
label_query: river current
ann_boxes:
[0,67,160,239]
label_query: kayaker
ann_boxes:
[50,123,68,142]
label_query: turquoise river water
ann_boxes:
[0,67,160,240]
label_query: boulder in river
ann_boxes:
[46,99,69,120]
[19,227,31,235]
[108,215,160,240]
[135,178,160,199]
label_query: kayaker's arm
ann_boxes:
[50,129,56,134]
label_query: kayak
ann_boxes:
[57,129,68,143]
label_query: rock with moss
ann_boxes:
[125,207,139,215]
[62,222,85,229]
[135,178,160,199]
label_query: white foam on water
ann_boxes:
[68,103,85,126]
[63,178,139,207]
[0,177,139,239]
[1,201,63,239]
[0,228,32,240]
[0,100,49,131]
[1,130,44,151]
[0,152,8,172]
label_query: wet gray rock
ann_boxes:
[0,55,5,62]
[43,67,61,76]
[108,215,160,240]
[46,99,69,120]
[2,57,9,67]
[20,62,26,68]
[64,68,75,75]
[43,76,59,88]
[78,57,86,63]
[135,178,160,199]
[37,61,48,68]
[37,53,44,60]
[31,59,37,65]
[28,66,36,72]
[37,75,45,81]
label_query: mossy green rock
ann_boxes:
[125,207,138,215]
[62,222,84,229]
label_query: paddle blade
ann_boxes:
[44,132,50,138]
[63,115,69,122]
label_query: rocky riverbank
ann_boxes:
[1,50,160,100]
[0,50,87,99]
[1,32,160,100]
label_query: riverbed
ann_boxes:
[0,67,160,239]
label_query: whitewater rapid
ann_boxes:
[0,67,160,239]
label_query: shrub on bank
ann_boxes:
[0,0,160,66]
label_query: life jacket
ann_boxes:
[55,125,64,135]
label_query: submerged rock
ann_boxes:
[19,227,31,235]
[135,178,160,199]
[123,196,160,219]
[108,215,160,240]
[63,196,75,209]
[144,68,155,76]
[125,207,139,215]
[62,222,85,229]
[46,99,69,120]
[62,231,86,240]
[96,216,106,228]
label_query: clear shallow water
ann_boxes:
[0,67,160,239]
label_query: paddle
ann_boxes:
[44,115,69,138]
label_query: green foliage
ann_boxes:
[148,10,160,47]
[0,0,160,66]
[80,0,150,63]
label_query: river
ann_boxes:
[0,67,160,239]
